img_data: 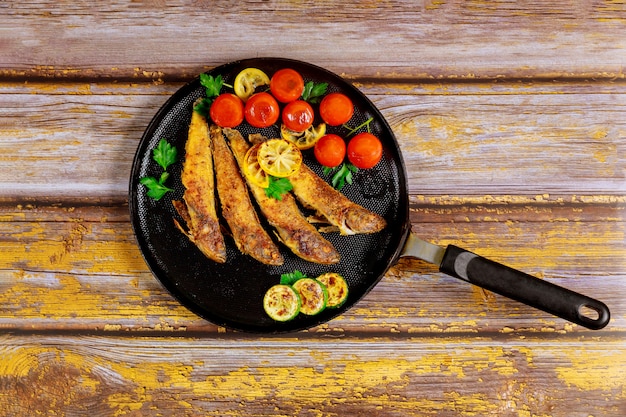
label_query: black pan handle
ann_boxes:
[439,245,610,330]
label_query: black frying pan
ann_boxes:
[129,57,610,333]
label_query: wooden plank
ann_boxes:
[0,81,624,199]
[0,334,624,416]
[1,1,625,80]
[1,202,623,333]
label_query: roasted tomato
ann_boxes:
[347,132,382,169]
[210,93,244,128]
[314,134,346,168]
[282,100,314,132]
[319,92,354,126]
[244,92,280,128]
[270,68,305,103]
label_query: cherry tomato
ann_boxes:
[347,132,382,169]
[244,92,280,128]
[282,100,314,132]
[210,93,244,128]
[319,92,354,126]
[270,68,305,103]
[314,134,346,168]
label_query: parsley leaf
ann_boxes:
[193,98,212,117]
[140,172,174,201]
[323,163,358,191]
[200,73,224,97]
[153,138,178,171]
[280,270,307,285]
[265,176,293,200]
[301,81,328,103]
[195,73,226,116]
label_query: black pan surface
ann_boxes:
[129,58,411,332]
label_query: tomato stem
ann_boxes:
[344,117,374,136]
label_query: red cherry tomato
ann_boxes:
[244,92,280,128]
[210,93,244,128]
[347,132,382,169]
[314,134,346,168]
[270,68,305,103]
[319,92,354,126]
[282,100,314,132]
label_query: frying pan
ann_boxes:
[129,57,610,333]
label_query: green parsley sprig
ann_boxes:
[323,162,358,191]
[140,138,178,201]
[140,173,173,200]
[265,176,293,200]
[280,270,307,285]
[194,73,229,116]
[152,137,178,170]
[301,81,328,104]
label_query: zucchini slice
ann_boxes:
[263,284,301,322]
[292,278,328,315]
[316,272,349,308]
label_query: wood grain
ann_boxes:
[0,81,623,198]
[1,1,625,80]
[0,334,624,416]
[1,201,623,333]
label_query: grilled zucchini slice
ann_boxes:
[316,272,348,308]
[263,284,301,322]
[292,278,328,315]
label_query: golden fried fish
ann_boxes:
[224,128,340,265]
[172,102,226,263]
[210,125,284,266]
[289,163,387,235]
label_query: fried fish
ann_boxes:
[172,102,227,263]
[210,125,284,266]
[289,163,387,235]
[224,128,340,265]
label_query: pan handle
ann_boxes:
[439,245,610,330]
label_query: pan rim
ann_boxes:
[129,57,411,333]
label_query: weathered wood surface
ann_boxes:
[1,1,625,415]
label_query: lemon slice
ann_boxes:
[243,144,270,188]
[257,139,303,178]
[280,123,327,150]
[234,68,270,102]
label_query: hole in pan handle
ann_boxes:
[402,234,611,330]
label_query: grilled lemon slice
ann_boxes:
[280,123,327,150]
[257,138,303,178]
[243,144,270,188]
[234,68,270,102]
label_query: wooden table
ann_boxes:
[1,1,624,415]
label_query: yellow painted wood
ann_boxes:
[0,335,624,416]
[1,203,623,333]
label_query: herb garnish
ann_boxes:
[140,173,174,200]
[323,162,358,191]
[152,137,178,170]
[280,270,307,285]
[319,116,374,191]
[140,138,178,200]
[265,176,293,200]
[194,73,227,116]
[301,81,328,104]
